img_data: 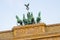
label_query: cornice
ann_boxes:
[13,23,46,30]
[47,23,60,27]
[14,31,60,39]
[0,30,12,34]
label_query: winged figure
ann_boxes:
[25,3,29,11]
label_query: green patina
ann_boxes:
[16,3,41,25]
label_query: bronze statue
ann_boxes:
[36,12,41,23]
[16,15,23,25]
[30,13,35,24]
[27,12,31,24]
[23,14,28,25]
[25,3,29,11]
[16,3,41,26]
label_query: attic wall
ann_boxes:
[14,26,44,37]
[0,23,60,40]
[13,23,45,38]
[46,24,60,33]
[0,31,13,40]
[31,36,60,40]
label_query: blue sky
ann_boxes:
[0,0,60,31]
